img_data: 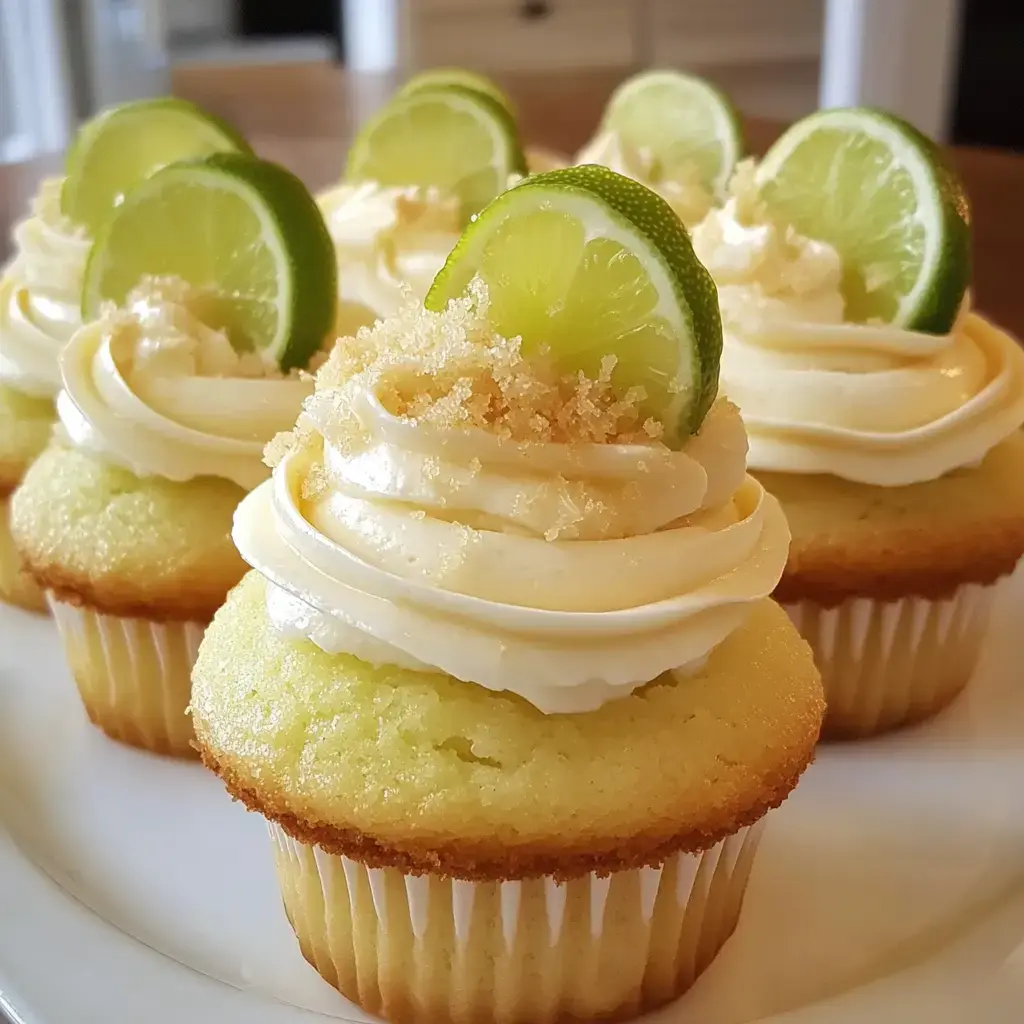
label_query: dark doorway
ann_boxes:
[953,0,1024,150]
[237,0,343,58]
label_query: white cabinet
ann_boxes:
[165,0,234,39]
[645,0,824,67]
[403,0,825,73]
[410,0,638,73]
[400,0,825,120]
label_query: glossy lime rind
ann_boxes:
[399,67,515,116]
[427,165,722,443]
[602,69,745,196]
[83,152,336,372]
[757,106,971,334]
[345,85,527,222]
[61,97,251,235]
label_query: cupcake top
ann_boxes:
[692,162,1024,487]
[576,132,714,228]
[317,181,464,326]
[57,277,314,490]
[0,179,91,399]
[233,279,790,714]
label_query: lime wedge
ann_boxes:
[83,153,336,371]
[62,97,250,235]
[399,67,514,115]
[601,70,744,196]
[346,86,527,220]
[426,165,722,442]
[756,107,971,333]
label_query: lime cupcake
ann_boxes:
[0,99,249,612]
[319,79,527,329]
[11,154,336,757]
[192,169,824,1021]
[577,70,744,228]
[0,180,89,610]
[691,112,1024,738]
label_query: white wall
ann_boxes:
[820,0,963,139]
[0,0,74,161]
[165,0,233,39]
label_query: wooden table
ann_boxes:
[3,63,1023,337]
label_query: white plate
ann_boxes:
[3,575,1024,1024]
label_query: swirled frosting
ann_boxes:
[0,178,90,398]
[56,280,314,490]
[233,284,790,713]
[576,132,713,228]
[317,182,463,328]
[691,163,1024,486]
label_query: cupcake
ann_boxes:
[193,169,823,1021]
[11,153,336,757]
[691,115,1024,738]
[0,99,250,612]
[317,181,463,330]
[577,70,745,229]
[0,179,90,610]
[321,79,528,329]
[576,132,714,228]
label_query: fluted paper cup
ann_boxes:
[48,595,204,757]
[785,581,1000,738]
[268,818,766,1023]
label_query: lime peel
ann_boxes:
[427,165,722,444]
[756,106,970,333]
[346,85,526,222]
[61,97,251,235]
[83,152,337,372]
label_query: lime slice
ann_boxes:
[346,86,527,220]
[62,97,251,235]
[83,153,336,371]
[399,67,514,115]
[601,70,743,197]
[756,107,970,333]
[426,165,722,442]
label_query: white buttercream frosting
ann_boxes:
[233,284,790,713]
[0,178,90,398]
[576,131,713,228]
[691,162,1024,486]
[56,280,314,490]
[317,182,462,328]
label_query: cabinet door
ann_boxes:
[646,0,824,66]
[409,0,637,72]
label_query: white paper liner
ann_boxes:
[0,496,46,612]
[785,581,999,738]
[268,819,765,1023]
[48,595,204,757]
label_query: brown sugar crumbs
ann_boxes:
[266,278,666,468]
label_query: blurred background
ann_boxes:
[1,0,1021,169]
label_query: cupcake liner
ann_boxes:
[0,496,46,612]
[47,595,205,758]
[784,581,1000,739]
[268,818,765,1023]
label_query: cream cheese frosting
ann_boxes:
[317,182,463,327]
[0,178,90,399]
[56,279,314,490]
[576,131,714,228]
[233,283,790,713]
[691,162,1024,486]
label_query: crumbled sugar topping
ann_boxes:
[267,278,667,467]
